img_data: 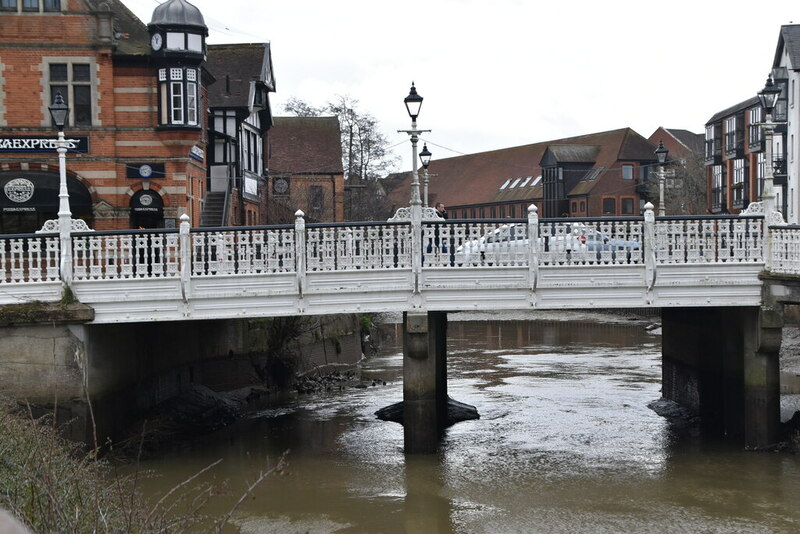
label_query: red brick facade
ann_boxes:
[0,0,207,232]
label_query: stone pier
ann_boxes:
[661,306,781,448]
[403,311,448,454]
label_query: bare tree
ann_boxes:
[283,96,398,220]
[648,152,708,215]
[284,96,398,182]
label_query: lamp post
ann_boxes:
[419,143,432,206]
[654,140,668,216]
[758,74,782,271]
[757,74,781,220]
[48,92,73,285]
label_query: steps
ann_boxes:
[200,191,226,227]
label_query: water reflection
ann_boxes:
[131,318,800,533]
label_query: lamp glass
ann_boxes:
[49,92,69,130]
[419,144,432,168]
[655,140,668,165]
[758,76,781,114]
[404,83,423,120]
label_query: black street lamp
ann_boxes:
[757,75,780,221]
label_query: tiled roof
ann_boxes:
[705,96,760,125]
[389,128,657,209]
[662,128,704,154]
[95,0,150,56]
[268,116,343,175]
[206,43,275,108]
[775,25,800,69]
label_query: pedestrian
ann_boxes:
[435,202,448,219]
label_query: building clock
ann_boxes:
[151,33,163,51]
[273,177,289,194]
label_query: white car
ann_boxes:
[454,223,588,265]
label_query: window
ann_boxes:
[732,159,745,207]
[749,107,762,146]
[310,186,324,212]
[705,124,716,159]
[711,165,724,210]
[509,205,515,218]
[159,68,199,127]
[2,0,60,12]
[490,207,496,218]
[499,206,506,218]
[242,126,261,174]
[621,164,633,180]
[461,209,467,218]
[571,201,577,212]
[725,116,737,152]
[48,61,93,127]
[580,201,586,212]
[602,197,616,215]
[621,197,634,215]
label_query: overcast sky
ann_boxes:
[124,0,799,171]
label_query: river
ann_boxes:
[133,313,800,533]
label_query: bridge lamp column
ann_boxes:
[419,143,432,207]
[654,140,668,217]
[48,92,73,285]
[758,74,781,219]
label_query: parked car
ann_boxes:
[454,223,587,265]
[454,223,640,265]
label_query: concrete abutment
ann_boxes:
[0,312,364,446]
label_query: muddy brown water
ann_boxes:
[130,317,800,533]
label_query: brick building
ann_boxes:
[266,116,344,223]
[387,128,662,219]
[0,0,284,233]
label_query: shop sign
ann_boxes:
[126,163,166,179]
[189,145,204,162]
[0,136,89,153]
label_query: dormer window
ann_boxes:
[158,67,199,127]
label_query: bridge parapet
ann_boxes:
[0,205,791,322]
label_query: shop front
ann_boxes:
[0,171,93,234]
[130,189,164,229]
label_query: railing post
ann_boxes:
[411,202,422,298]
[295,209,307,301]
[179,213,190,302]
[644,202,656,291]
[763,216,773,272]
[527,204,539,290]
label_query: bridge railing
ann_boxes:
[0,232,60,283]
[304,221,412,271]
[417,210,765,268]
[0,207,782,289]
[770,224,800,275]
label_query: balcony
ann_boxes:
[704,140,721,165]
[724,132,743,159]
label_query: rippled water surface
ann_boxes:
[133,318,800,533]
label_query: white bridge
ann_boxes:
[1,205,799,324]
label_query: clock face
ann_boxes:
[274,178,289,194]
[151,33,162,51]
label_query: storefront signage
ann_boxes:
[126,163,166,179]
[189,145,204,162]
[0,136,89,153]
[131,190,163,213]
[4,178,35,203]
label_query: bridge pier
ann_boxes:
[403,311,448,454]
[662,306,781,448]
